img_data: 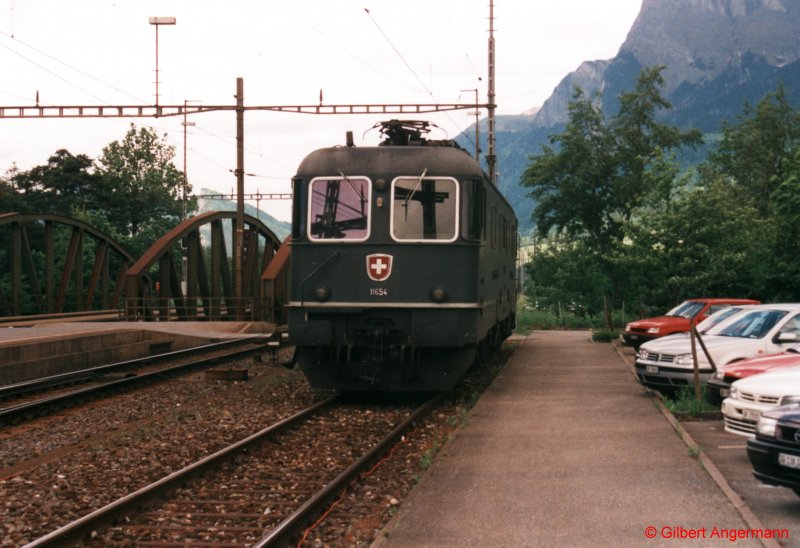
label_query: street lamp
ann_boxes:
[148,17,176,108]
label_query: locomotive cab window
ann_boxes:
[462,179,485,241]
[307,176,371,241]
[291,177,306,240]
[391,176,458,242]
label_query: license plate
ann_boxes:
[742,409,761,421]
[720,389,730,397]
[630,334,639,340]
[646,365,658,374]
[778,452,800,470]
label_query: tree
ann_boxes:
[522,87,618,252]
[521,67,701,320]
[612,67,702,218]
[522,66,701,254]
[710,86,800,215]
[764,146,800,299]
[7,150,103,214]
[634,174,767,302]
[96,124,195,256]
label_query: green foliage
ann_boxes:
[1,124,197,313]
[515,297,617,332]
[521,68,800,317]
[6,150,103,214]
[634,174,767,300]
[663,386,719,417]
[3,124,197,260]
[96,124,196,257]
[591,330,620,342]
[709,85,800,215]
[523,66,701,254]
[523,88,618,250]
[524,238,611,316]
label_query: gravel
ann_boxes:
[0,343,517,547]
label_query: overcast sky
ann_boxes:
[0,0,642,222]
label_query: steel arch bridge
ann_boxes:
[0,212,135,317]
[123,211,285,322]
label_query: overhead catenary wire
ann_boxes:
[358,3,437,102]
[0,40,109,105]
[0,30,147,105]
[356,2,479,155]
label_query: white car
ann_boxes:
[635,303,800,394]
[722,366,800,438]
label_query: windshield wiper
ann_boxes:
[338,169,366,216]
[402,168,428,220]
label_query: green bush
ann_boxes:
[591,329,621,342]
[516,297,625,334]
[663,386,719,417]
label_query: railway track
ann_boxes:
[0,336,274,425]
[25,394,440,547]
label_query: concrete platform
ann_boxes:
[0,321,275,384]
[375,331,767,547]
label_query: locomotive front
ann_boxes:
[287,121,516,391]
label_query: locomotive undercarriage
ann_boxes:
[293,313,479,391]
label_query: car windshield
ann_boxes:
[665,301,705,319]
[713,309,788,339]
[696,307,743,333]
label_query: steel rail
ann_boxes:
[23,396,339,548]
[254,392,444,547]
[0,309,120,325]
[0,336,270,424]
[0,335,268,400]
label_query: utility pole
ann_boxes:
[234,77,245,320]
[181,99,196,221]
[487,0,497,185]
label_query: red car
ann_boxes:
[707,345,800,401]
[622,298,760,349]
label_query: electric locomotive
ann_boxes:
[287,120,517,391]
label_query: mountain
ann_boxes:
[475,0,800,232]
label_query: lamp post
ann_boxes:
[148,17,176,108]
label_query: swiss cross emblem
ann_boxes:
[366,254,393,282]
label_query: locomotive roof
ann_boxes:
[295,145,487,179]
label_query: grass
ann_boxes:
[515,298,623,341]
[419,443,439,470]
[663,386,720,417]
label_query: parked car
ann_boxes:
[707,344,800,402]
[635,303,800,395]
[622,298,760,349]
[722,365,800,438]
[747,402,800,497]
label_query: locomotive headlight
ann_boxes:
[430,287,447,303]
[314,286,331,302]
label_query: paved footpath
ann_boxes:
[375,331,779,547]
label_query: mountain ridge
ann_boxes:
[477,0,800,232]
